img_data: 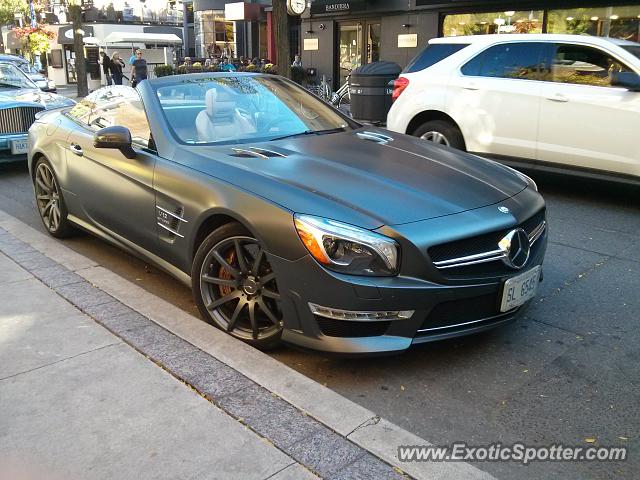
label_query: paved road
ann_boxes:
[1,161,638,479]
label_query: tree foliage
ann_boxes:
[14,25,55,61]
[0,0,44,27]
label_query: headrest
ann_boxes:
[205,87,236,124]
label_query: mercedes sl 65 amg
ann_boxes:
[28,73,547,354]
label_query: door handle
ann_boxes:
[546,94,569,103]
[462,82,479,91]
[70,143,83,156]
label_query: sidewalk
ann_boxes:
[0,210,493,480]
[0,251,314,480]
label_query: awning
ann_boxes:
[103,32,182,45]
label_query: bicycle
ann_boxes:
[330,74,350,108]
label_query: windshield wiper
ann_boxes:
[269,127,346,142]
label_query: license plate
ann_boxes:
[500,266,541,312]
[10,139,28,154]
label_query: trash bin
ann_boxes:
[349,61,402,123]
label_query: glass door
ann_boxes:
[337,22,362,89]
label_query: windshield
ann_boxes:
[154,75,355,145]
[622,45,640,60]
[0,62,37,89]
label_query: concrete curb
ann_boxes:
[0,208,495,480]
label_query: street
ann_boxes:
[0,161,638,479]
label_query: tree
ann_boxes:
[68,0,88,97]
[14,25,56,63]
[0,0,44,27]
[271,0,290,79]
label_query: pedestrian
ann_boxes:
[219,57,236,72]
[110,51,125,85]
[128,48,137,66]
[292,54,302,68]
[131,50,147,88]
[100,50,112,86]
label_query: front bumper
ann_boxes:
[272,248,544,355]
[0,133,28,163]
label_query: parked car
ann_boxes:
[28,75,546,354]
[0,62,74,163]
[387,34,640,185]
[0,54,57,92]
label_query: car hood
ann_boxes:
[184,128,527,229]
[0,88,74,109]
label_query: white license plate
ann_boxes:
[500,266,541,312]
[10,139,28,154]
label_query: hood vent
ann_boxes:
[356,131,393,145]
[231,146,287,159]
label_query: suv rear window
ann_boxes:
[622,45,640,60]
[403,43,469,73]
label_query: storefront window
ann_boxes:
[443,10,543,36]
[194,10,236,58]
[547,6,640,42]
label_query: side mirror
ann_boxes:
[39,69,46,75]
[611,71,640,92]
[94,126,136,159]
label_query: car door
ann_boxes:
[537,42,640,176]
[65,86,158,252]
[447,41,547,159]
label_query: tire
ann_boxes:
[33,157,75,238]
[192,223,283,350]
[412,120,466,151]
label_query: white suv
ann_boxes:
[387,34,640,184]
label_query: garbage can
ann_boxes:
[349,61,402,123]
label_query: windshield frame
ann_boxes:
[150,73,362,147]
[0,61,39,89]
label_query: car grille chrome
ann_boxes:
[0,106,45,134]
[429,209,546,278]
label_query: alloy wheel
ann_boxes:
[35,162,62,233]
[199,236,283,341]
[420,131,450,146]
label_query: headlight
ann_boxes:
[294,214,399,276]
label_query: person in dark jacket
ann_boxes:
[110,51,125,85]
[131,50,148,87]
[100,50,112,86]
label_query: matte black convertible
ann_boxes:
[28,74,547,354]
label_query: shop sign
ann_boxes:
[310,1,366,15]
[398,34,418,48]
[303,38,319,51]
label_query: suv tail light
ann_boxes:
[392,77,409,101]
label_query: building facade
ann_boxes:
[301,0,640,89]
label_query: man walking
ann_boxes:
[100,50,112,86]
[131,50,148,88]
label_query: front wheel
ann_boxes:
[192,223,283,349]
[412,120,466,151]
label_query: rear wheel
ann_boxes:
[192,223,283,349]
[412,120,465,151]
[33,157,74,238]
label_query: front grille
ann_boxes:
[0,106,44,134]
[429,208,546,280]
[315,316,391,337]
[429,208,545,263]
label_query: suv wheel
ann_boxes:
[413,120,465,151]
